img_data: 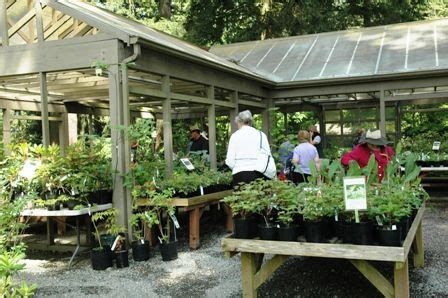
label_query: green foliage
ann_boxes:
[91,208,125,248]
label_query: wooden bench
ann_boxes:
[222,206,425,298]
[137,190,233,249]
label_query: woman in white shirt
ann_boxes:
[225,110,272,188]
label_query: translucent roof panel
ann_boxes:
[210,18,448,83]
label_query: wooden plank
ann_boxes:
[35,1,44,42]
[7,17,31,43]
[162,75,173,176]
[241,252,257,298]
[239,99,266,108]
[403,206,425,259]
[221,237,405,262]
[1,0,9,46]
[254,255,288,289]
[230,91,239,133]
[0,98,65,113]
[136,190,233,208]
[394,260,409,298]
[0,36,119,77]
[223,203,234,233]
[350,259,394,298]
[189,207,201,249]
[207,85,217,170]
[67,22,92,38]
[39,72,50,147]
[11,115,62,121]
[44,14,71,40]
[412,221,424,268]
[7,5,46,38]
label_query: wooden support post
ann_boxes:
[379,89,386,136]
[143,222,157,247]
[67,113,78,145]
[283,112,288,134]
[394,261,409,298]
[162,76,173,176]
[350,259,394,298]
[319,106,326,154]
[262,97,273,143]
[2,108,11,155]
[412,221,424,268]
[230,91,239,133]
[189,207,202,250]
[39,72,50,147]
[241,252,257,298]
[59,113,69,156]
[46,217,54,245]
[253,255,288,289]
[1,0,9,46]
[109,64,131,233]
[56,217,66,235]
[395,101,401,143]
[207,85,217,170]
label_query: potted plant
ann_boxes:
[90,208,126,270]
[300,186,330,243]
[130,211,151,262]
[143,189,178,261]
[274,181,303,241]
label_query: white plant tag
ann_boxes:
[141,239,145,244]
[111,235,121,251]
[392,225,397,231]
[217,203,221,211]
[170,213,180,229]
[334,211,339,222]
[88,204,92,216]
[157,236,163,244]
[375,216,383,226]
[156,168,160,177]
[200,185,204,196]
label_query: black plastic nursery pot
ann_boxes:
[160,241,178,261]
[115,250,129,268]
[377,226,402,246]
[323,217,336,239]
[258,223,278,240]
[400,216,411,241]
[335,221,352,243]
[132,240,151,262]
[278,225,298,241]
[351,222,374,245]
[91,248,113,270]
[304,220,326,243]
[233,217,257,239]
[99,190,113,204]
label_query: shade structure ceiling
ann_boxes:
[210,19,448,84]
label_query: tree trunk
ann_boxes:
[158,0,171,20]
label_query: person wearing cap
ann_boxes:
[225,110,272,187]
[189,127,209,154]
[309,125,323,157]
[341,129,394,181]
[291,130,320,184]
[278,134,296,168]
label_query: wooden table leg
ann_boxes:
[47,217,55,245]
[223,204,233,233]
[241,252,257,298]
[189,207,202,250]
[56,216,66,235]
[412,221,424,268]
[394,260,409,298]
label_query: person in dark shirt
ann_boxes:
[189,127,209,154]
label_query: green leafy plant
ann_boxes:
[91,208,125,249]
[142,189,176,243]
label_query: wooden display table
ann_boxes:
[21,203,113,268]
[137,190,233,249]
[222,206,425,298]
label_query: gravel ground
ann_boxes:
[16,202,448,297]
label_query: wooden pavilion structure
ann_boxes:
[2,0,448,233]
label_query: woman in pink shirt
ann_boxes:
[341,129,394,181]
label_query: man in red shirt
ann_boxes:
[341,129,394,181]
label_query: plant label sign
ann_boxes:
[432,141,441,151]
[180,158,195,171]
[18,159,41,180]
[343,177,367,211]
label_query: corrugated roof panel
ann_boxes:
[255,39,292,73]
[407,23,436,70]
[377,25,408,74]
[293,34,339,80]
[341,29,383,76]
[436,21,448,67]
[321,32,361,78]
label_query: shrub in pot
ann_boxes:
[143,189,178,261]
[222,181,263,239]
[273,180,303,241]
[301,187,330,243]
[130,212,151,262]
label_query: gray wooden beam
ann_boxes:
[379,89,386,136]
[39,72,50,147]
[2,108,11,155]
[1,0,9,47]
[59,113,69,155]
[384,91,448,102]
[34,0,44,42]
[162,75,173,176]
[134,48,268,98]
[0,35,119,76]
[108,63,131,232]
[207,85,217,170]
[262,98,273,143]
[0,97,65,112]
[11,115,61,121]
[229,91,239,133]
